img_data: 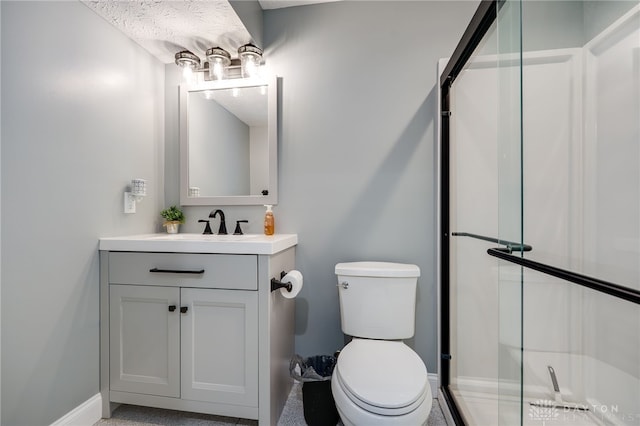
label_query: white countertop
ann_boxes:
[99,233,298,255]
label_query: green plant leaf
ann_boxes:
[160,205,185,223]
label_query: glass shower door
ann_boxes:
[494,1,524,423]
[442,1,640,425]
[442,0,525,423]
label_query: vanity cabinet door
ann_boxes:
[110,285,180,397]
[180,288,258,407]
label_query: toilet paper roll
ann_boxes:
[280,270,303,299]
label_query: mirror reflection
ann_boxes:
[189,86,267,196]
[179,77,277,206]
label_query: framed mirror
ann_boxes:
[179,76,278,205]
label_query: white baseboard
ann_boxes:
[48,376,438,425]
[50,393,102,426]
[428,373,438,398]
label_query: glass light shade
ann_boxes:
[238,44,263,78]
[175,50,201,83]
[175,51,200,69]
[206,47,231,80]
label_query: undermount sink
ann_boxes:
[99,233,298,255]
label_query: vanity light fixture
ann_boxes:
[237,44,263,78]
[175,44,264,82]
[175,50,201,81]
[206,47,231,80]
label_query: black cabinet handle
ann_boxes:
[180,306,188,314]
[168,305,177,312]
[149,268,205,274]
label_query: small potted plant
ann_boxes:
[160,205,185,234]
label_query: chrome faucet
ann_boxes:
[209,209,227,235]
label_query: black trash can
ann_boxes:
[290,354,340,426]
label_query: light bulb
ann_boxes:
[242,57,258,78]
[211,60,225,80]
[182,66,198,85]
[238,44,263,79]
[182,66,193,80]
[206,47,231,81]
[175,50,200,84]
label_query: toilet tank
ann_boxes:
[335,261,420,340]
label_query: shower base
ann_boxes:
[450,388,605,426]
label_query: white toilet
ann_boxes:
[332,261,432,426]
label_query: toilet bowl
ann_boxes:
[333,262,432,425]
[331,339,432,425]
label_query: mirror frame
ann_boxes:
[179,76,278,206]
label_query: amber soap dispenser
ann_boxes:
[264,204,275,235]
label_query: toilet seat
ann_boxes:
[335,339,428,416]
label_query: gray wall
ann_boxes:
[583,0,638,42]
[264,0,478,371]
[477,1,585,56]
[1,2,165,424]
[494,1,639,54]
[170,1,478,371]
[522,1,584,51]
[262,0,475,370]
[229,0,264,48]
[0,1,479,422]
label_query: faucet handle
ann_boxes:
[198,219,213,235]
[234,220,249,235]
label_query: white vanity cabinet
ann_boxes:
[179,287,258,406]
[109,284,181,398]
[99,234,297,425]
[108,284,258,406]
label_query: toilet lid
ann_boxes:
[336,339,428,411]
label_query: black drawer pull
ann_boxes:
[180,306,189,314]
[168,305,177,312]
[149,268,205,274]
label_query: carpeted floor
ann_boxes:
[94,382,447,425]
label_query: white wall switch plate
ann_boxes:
[124,192,136,214]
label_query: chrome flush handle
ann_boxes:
[336,281,349,289]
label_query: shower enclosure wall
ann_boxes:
[438,1,640,425]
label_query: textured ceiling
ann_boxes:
[259,0,340,9]
[83,0,341,65]
[83,1,253,64]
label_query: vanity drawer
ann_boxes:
[108,252,257,290]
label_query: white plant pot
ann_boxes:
[165,222,180,234]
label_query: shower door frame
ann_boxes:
[438,1,503,424]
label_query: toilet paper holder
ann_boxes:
[270,270,293,293]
